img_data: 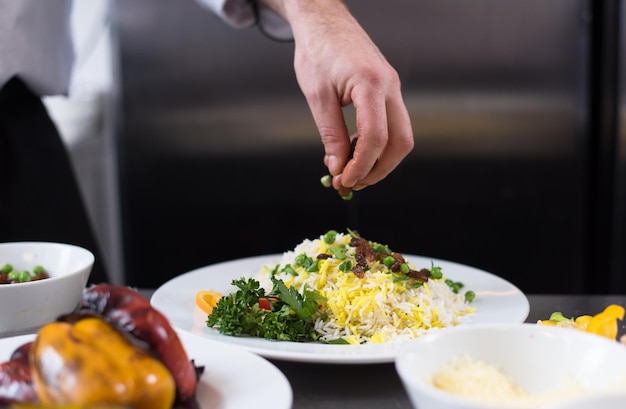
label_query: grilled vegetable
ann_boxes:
[30,317,175,409]
[6,405,129,408]
[0,284,202,407]
[0,343,36,404]
[538,304,625,340]
[78,284,198,402]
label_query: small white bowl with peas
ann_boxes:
[0,242,94,336]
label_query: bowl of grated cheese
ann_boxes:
[395,323,626,409]
[547,391,626,409]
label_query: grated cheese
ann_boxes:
[430,356,606,408]
[432,356,528,404]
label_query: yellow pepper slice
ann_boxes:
[538,304,625,340]
[10,405,129,408]
[30,317,176,409]
[601,304,625,320]
[574,315,592,330]
[586,304,625,340]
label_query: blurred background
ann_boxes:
[46,0,626,294]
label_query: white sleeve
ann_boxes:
[194,0,293,41]
[0,0,74,96]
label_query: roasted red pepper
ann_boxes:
[0,284,201,407]
[0,342,36,404]
[78,284,198,403]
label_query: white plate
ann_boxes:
[151,254,530,364]
[0,331,292,409]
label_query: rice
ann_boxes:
[258,231,476,344]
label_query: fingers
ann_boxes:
[304,85,353,178]
[309,78,413,197]
[340,76,414,191]
[340,86,389,189]
[356,88,414,190]
[321,123,351,177]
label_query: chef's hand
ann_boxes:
[259,0,414,196]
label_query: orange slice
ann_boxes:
[195,290,222,314]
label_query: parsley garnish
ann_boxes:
[206,277,325,342]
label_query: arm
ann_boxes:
[261,0,414,196]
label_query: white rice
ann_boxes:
[258,232,475,344]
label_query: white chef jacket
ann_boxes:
[194,0,292,40]
[0,0,291,97]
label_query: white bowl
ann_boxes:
[0,242,94,336]
[548,391,626,409]
[395,324,626,409]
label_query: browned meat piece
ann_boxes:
[353,263,365,278]
[408,268,431,282]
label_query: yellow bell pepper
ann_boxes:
[30,317,176,409]
[538,304,625,340]
[10,405,129,408]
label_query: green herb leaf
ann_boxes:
[329,245,347,259]
[339,260,353,272]
[281,264,297,276]
[206,277,322,342]
[271,278,324,320]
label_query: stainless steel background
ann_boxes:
[112,0,607,293]
[615,2,626,292]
